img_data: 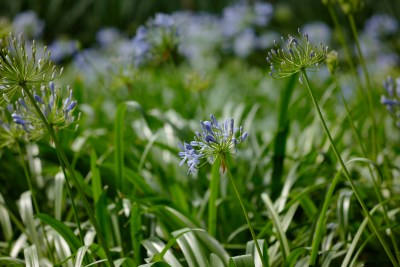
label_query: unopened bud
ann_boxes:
[326,50,339,74]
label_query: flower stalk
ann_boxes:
[22,84,115,267]
[301,70,398,267]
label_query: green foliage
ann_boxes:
[1,1,400,267]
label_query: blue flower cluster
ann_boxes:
[179,114,247,174]
[381,77,400,128]
[8,82,78,140]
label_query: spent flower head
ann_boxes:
[178,114,248,175]
[0,33,62,109]
[381,77,400,128]
[10,81,78,141]
[266,29,328,81]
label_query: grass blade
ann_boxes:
[261,193,290,261]
[229,255,255,267]
[131,202,143,266]
[0,193,12,241]
[24,245,39,267]
[36,213,81,253]
[54,172,65,221]
[114,101,143,192]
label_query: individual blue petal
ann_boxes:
[241,132,248,142]
[205,135,217,143]
[34,94,44,104]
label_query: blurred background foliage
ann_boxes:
[0,0,398,47]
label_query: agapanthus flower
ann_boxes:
[0,107,25,148]
[10,81,78,140]
[266,29,328,82]
[131,13,180,66]
[12,11,45,39]
[0,34,62,109]
[178,114,247,174]
[381,77,400,128]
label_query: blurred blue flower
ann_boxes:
[364,14,398,40]
[179,114,247,174]
[222,1,273,37]
[233,28,256,58]
[174,12,222,68]
[132,26,151,66]
[12,11,45,38]
[301,22,332,44]
[49,38,79,63]
[96,27,122,48]
[153,13,175,28]
[131,13,179,66]
[381,77,400,128]
[254,2,274,26]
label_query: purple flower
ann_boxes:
[178,114,247,174]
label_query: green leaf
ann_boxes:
[246,240,269,267]
[54,172,65,221]
[139,262,173,267]
[131,202,143,266]
[173,228,211,267]
[0,193,12,241]
[90,149,102,204]
[24,245,39,267]
[114,101,143,192]
[141,237,182,267]
[261,193,290,260]
[229,255,255,267]
[285,247,309,267]
[95,191,111,245]
[36,213,82,252]
[0,257,25,265]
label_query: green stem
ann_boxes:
[327,6,363,90]
[348,14,378,159]
[334,78,400,263]
[222,155,267,267]
[55,150,86,251]
[16,142,55,262]
[208,160,220,237]
[301,70,398,267]
[22,84,115,267]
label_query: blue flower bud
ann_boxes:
[205,135,217,143]
[12,113,27,125]
[34,93,44,104]
[241,132,248,141]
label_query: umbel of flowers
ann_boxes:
[179,114,248,174]
[266,29,328,82]
[0,33,62,109]
[10,81,78,140]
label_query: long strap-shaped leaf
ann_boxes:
[261,193,290,261]
[36,213,81,253]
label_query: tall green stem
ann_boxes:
[21,84,115,267]
[334,77,400,263]
[327,6,362,89]
[222,155,267,267]
[301,70,398,267]
[348,14,378,159]
[55,150,86,250]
